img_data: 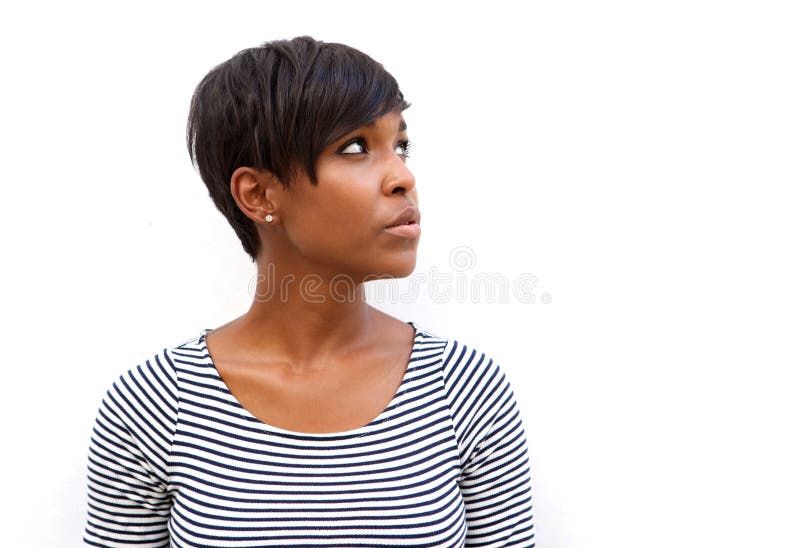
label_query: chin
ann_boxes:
[361,256,418,282]
[391,261,417,279]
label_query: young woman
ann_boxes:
[84,36,535,547]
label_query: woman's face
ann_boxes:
[275,109,420,281]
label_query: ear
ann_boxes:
[230,167,282,224]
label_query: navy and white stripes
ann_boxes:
[85,322,535,547]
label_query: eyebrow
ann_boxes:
[365,117,407,132]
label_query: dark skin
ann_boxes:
[204,109,421,433]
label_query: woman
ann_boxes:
[84,36,535,547]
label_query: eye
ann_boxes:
[338,138,366,155]
[395,139,411,159]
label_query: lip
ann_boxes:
[384,223,422,239]
[385,205,421,229]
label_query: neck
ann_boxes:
[229,255,382,366]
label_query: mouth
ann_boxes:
[385,220,417,229]
[385,205,421,230]
[384,221,421,239]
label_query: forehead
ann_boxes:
[363,110,407,133]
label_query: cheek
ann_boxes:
[283,187,376,255]
[313,172,377,233]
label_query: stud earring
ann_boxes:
[265,214,274,223]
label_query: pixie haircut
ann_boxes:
[186,36,410,262]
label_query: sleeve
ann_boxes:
[84,351,178,547]
[443,341,536,547]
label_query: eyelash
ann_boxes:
[338,138,412,159]
[400,139,412,158]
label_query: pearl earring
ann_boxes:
[265,214,274,223]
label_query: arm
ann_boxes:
[459,380,536,547]
[444,341,536,547]
[84,354,178,546]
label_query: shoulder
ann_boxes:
[417,324,505,381]
[98,329,211,420]
[408,320,450,358]
[410,321,512,398]
[411,324,524,462]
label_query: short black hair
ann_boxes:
[186,36,410,262]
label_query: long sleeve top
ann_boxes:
[84,321,535,547]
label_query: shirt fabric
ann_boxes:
[84,321,535,547]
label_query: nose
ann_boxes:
[382,154,416,196]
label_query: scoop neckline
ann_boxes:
[198,320,422,439]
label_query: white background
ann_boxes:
[1,1,798,546]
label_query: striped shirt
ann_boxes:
[85,321,535,547]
